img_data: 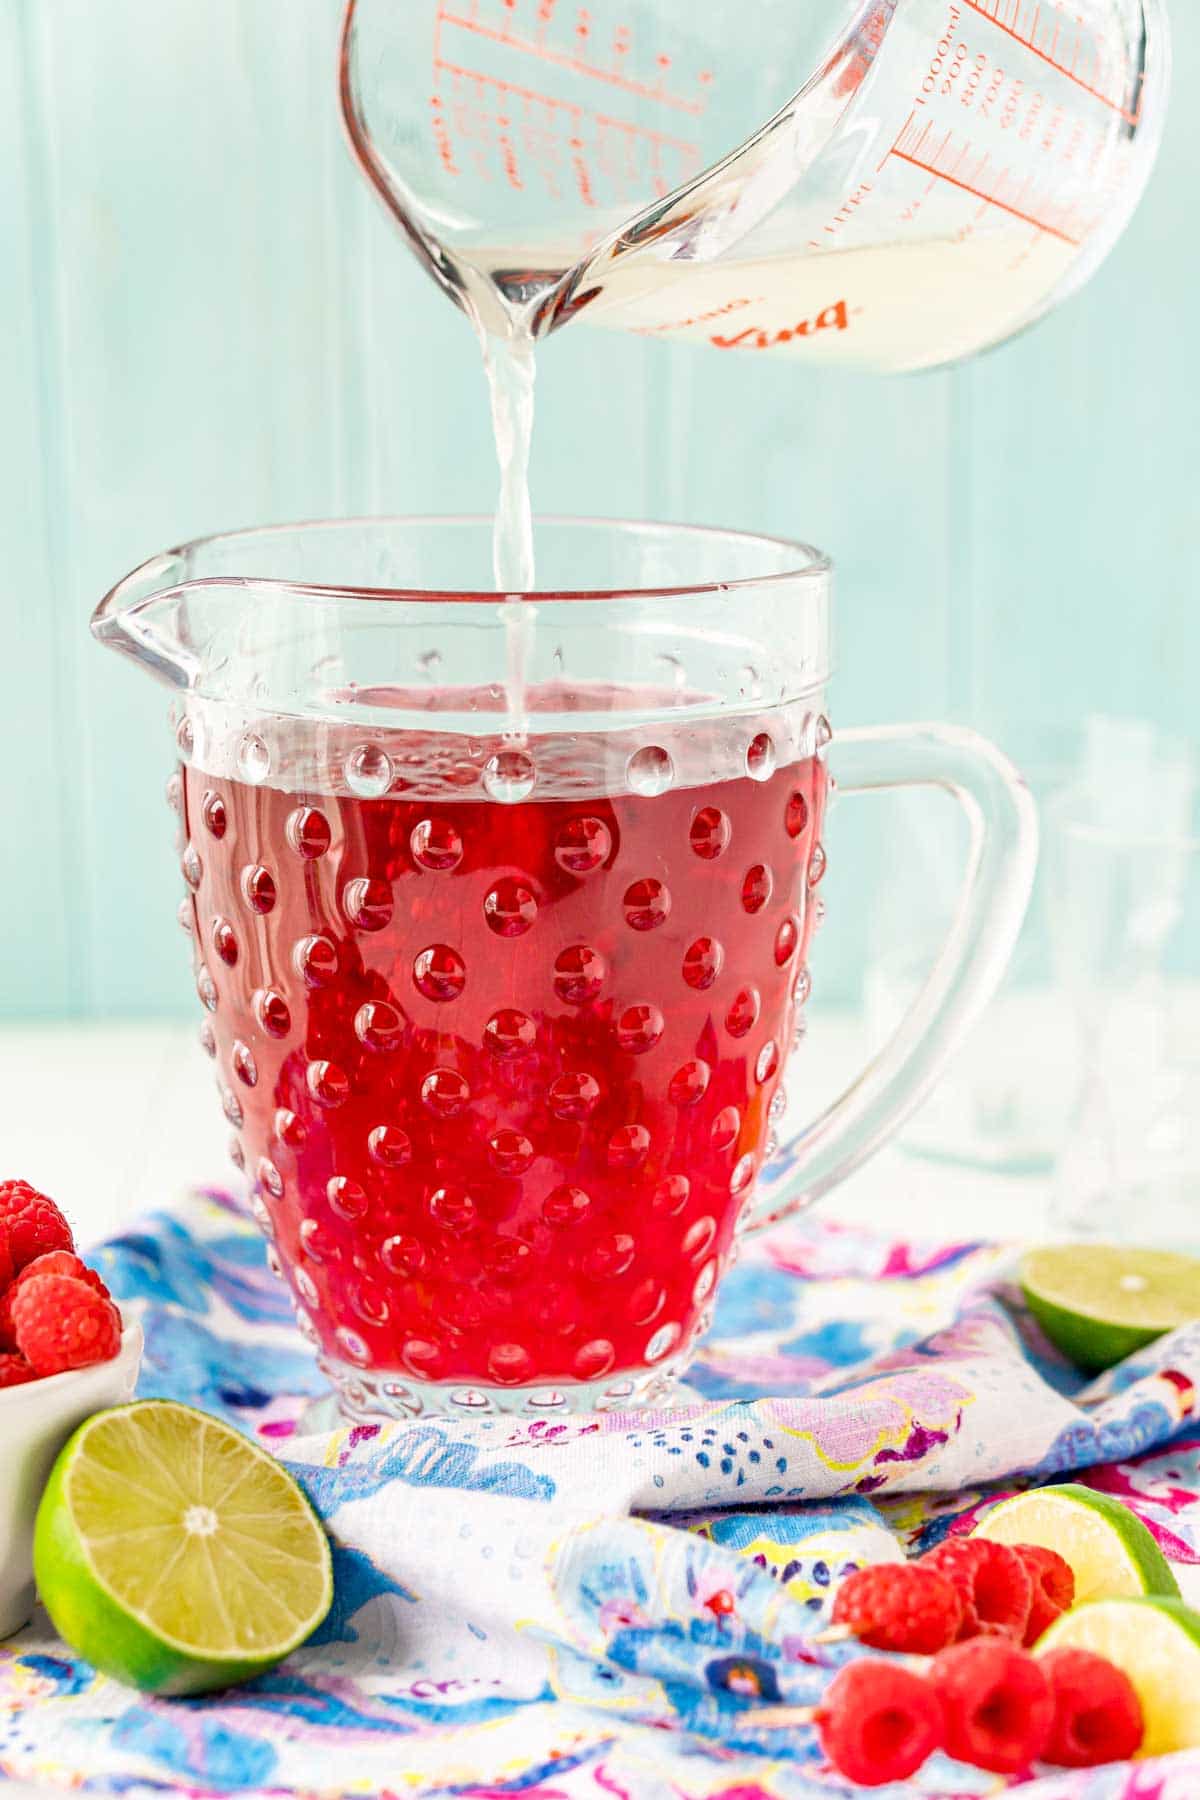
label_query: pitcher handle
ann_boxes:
[744,723,1037,1233]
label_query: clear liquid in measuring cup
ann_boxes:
[479,330,538,738]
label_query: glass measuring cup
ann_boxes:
[94,518,1034,1418]
[341,0,1168,371]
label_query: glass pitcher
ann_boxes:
[94,518,1034,1418]
[341,0,1168,370]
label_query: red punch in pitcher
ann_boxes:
[94,518,1034,1417]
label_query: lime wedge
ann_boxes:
[1036,1597,1200,1755]
[1020,1243,1200,1372]
[974,1483,1179,1604]
[33,1400,331,1694]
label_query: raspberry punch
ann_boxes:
[94,519,1034,1417]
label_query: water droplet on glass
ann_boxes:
[584,1234,636,1280]
[175,715,195,763]
[770,1085,788,1122]
[607,1124,651,1169]
[775,916,799,966]
[196,965,218,1011]
[429,1186,477,1231]
[254,988,291,1038]
[741,864,773,913]
[622,878,671,931]
[198,1020,216,1058]
[177,899,193,935]
[731,1154,756,1195]
[542,1185,591,1226]
[682,937,724,991]
[241,864,277,914]
[815,714,833,750]
[725,987,760,1039]
[794,965,813,1005]
[755,1040,779,1084]
[307,1059,350,1107]
[257,1156,284,1199]
[484,1008,537,1059]
[355,999,405,1050]
[652,1174,690,1214]
[483,748,536,802]
[809,843,827,887]
[627,744,674,797]
[683,1216,717,1261]
[785,790,809,839]
[232,1041,258,1087]
[181,843,203,891]
[553,944,606,1004]
[212,917,238,966]
[369,1125,412,1168]
[645,1323,680,1364]
[275,1107,307,1149]
[711,1107,740,1153]
[343,876,393,932]
[345,744,394,798]
[689,805,731,860]
[547,1071,601,1119]
[614,1004,665,1055]
[294,934,339,987]
[165,772,182,814]
[488,1129,535,1176]
[421,1067,470,1116]
[668,1059,711,1107]
[221,1086,244,1128]
[328,1176,368,1220]
[488,1342,535,1386]
[694,1259,717,1304]
[573,1339,616,1380]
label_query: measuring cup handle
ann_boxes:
[743,723,1037,1234]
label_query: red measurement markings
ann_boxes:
[437,8,708,115]
[963,0,1141,124]
[883,114,1081,243]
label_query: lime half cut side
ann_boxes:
[34,1399,332,1695]
[974,1482,1179,1603]
[1036,1597,1200,1756]
[1020,1243,1200,1372]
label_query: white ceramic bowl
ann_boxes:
[0,1323,143,1639]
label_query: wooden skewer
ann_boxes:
[740,1704,819,1731]
[807,1623,855,1645]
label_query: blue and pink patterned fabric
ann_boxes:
[4,1187,1200,1798]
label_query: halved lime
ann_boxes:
[34,1399,332,1694]
[974,1483,1179,1603]
[1020,1243,1200,1373]
[1036,1597,1200,1755]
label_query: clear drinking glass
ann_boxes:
[1050,730,1200,1251]
[93,518,1034,1417]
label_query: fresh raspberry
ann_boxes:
[832,1562,963,1654]
[0,1180,74,1272]
[1039,1647,1143,1765]
[0,1221,12,1291]
[930,1638,1053,1773]
[0,1352,35,1387]
[920,1538,1033,1641]
[11,1274,122,1377]
[1013,1544,1075,1645]
[815,1660,944,1787]
[0,1251,111,1352]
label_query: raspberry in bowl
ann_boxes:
[0,1180,141,1639]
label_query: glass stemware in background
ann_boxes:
[1048,721,1200,1252]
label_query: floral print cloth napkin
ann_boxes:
[4,1186,1200,1799]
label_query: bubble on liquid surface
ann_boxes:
[237,731,271,785]
[484,879,538,937]
[294,934,339,988]
[355,999,405,1051]
[554,816,611,873]
[287,806,331,860]
[682,937,724,991]
[413,944,467,1002]
[627,744,674,797]
[548,1071,601,1119]
[241,864,277,915]
[746,731,776,782]
[553,944,606,1004]
[411,817,464,872]
[623,878,671,932]
[615,1004,665,1055]
[343,876,393,932]
[255,988,291,1038]
[345,743,394,799]
[689,805,731,860]
[483,748,536,802]
[741,864,773,913]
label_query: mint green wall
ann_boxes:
[1,1,1195,1019]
